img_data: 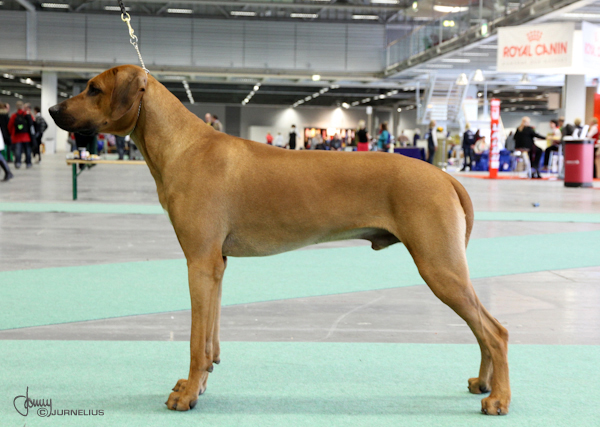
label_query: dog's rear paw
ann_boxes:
[468,377,490,394]
[481,395,510,415]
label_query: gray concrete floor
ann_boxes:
[1,154,599,346]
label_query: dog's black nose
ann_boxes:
[48,104,60,118]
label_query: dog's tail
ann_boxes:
[448,175,474,248]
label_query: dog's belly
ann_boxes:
[221,227,400,257]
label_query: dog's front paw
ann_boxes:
[166,389,198,411]
[468,377,490,394]
[481,395,510,415]
[172,378,187,392]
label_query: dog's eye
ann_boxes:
[87,85,101,96]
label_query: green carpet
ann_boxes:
[475,211,600,223]
[0,202,165,215]
[0,341,597,427]
[1,230,600,330]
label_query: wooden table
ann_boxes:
[66,159,146,200]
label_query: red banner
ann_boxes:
[489,99,501,179]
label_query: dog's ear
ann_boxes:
[110,67,147,121]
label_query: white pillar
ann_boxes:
[41,71,58,153]
[563,74,586,124]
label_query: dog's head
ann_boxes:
[49,65,147,136]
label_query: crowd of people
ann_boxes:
[506,115,599,179]
[0,100,48,182]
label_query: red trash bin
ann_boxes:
[564,138,594,188]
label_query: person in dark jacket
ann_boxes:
[514,116,546,178]
[0,102,13,181]
[0,102,11,159]
[426,120,437,164]
[460,123,476,171]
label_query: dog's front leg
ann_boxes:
[167,253,225,411]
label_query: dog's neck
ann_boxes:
[130,75,206,186]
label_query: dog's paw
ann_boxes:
[166,390,198,411]
[172,379,187,392]
[468,377,490,394]
[481,395,510,415]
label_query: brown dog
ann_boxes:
[49,65,510,415]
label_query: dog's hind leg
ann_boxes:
[212,256,226,366]
[166,250,226,411]
[401,217,510,415]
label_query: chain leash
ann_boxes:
[118,0,149,74]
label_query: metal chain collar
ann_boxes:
[118,0,149,74]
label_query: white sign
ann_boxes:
[582,21,600,69]
[497,22,575,72]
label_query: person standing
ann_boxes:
[204,113,213,127]
[426,120,437,164]
[0,102,11,162]
[588,118,599,178]
[0,115,13,181]
[115,135,126,160]
[377,122,390,152]
[7,101,34,169]
[212,115,223,132]
[266,132,273,145]
[287,124,297,150]
[33,106,47,163]
[543,119,562,170]
[356,120,369,152]
[460,123,476,171]
[273,132,284,148]
[514,116,545,178]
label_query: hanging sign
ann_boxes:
[582,21,600,69]
[497,22,575,72]
[489,99,501,179]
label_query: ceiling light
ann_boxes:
[41,3,70,9]
[253,84,260,91]
[462,52,489,57]
[330,84,340,89]
[319,88,328,94]
[515,85,538,90]
[441,58,470,63]
[412,1,418,10]
[105,5,129,11]
[433,6,468,13]
[371,0,399,4]
[456,73,469,86]
[563,12,600,19]
[478,45,498,50]
[36,84,42,89]
[477,92,483,98]
[443,20,455,27]
[168,8,193,14]
[342,102,350,109]
[425,64,453,68]
[291,13,318,18]
[312,74,321,81]
[352,15,380,20]
[59,92,68,97]
[397,108,402,112]
[231,11,256,16]
[473,69,485,82]
[305,96,311,101]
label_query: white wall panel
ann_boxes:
[0,11,27,59]
[347,25,385,72]
[140,16,192,67]
[295,23,347,71]
[86,15,140,64]
[243,22,295,69]
[38,13,86,62]
[192,20,244,68]
[0,12,385,73]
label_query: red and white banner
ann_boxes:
[582,21,600,69]
[489,99,501,179]
[497,23,575,72]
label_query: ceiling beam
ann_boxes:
[15,0,36,12]
[119,0,404,12]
